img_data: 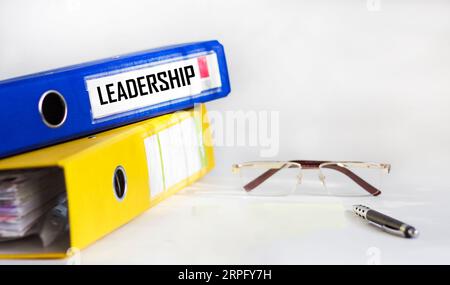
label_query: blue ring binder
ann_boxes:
[0,40,231,158]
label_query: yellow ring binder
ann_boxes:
[0,104,214,259]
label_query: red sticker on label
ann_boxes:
[197,56,210,78]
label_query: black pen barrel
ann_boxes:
[366,209,403,230]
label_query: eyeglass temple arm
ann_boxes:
[291,160,381,196]
[243,167,282,192]
[319,164,381,196]
[243,161,322,192]
[243,161,307,192]
[243,160,381,196]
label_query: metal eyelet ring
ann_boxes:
[113,166,127,201]
[38,90,68,128]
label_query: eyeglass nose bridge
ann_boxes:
[296,173,303,185]
[318,171,327,187]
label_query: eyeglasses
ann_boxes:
[232,160,391,197]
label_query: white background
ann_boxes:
[1,0,450,264]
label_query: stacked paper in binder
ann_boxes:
[0,169,64,239]
[0,39,229,259]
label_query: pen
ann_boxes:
[352,205,419,238]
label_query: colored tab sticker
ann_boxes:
[197,56,210,78]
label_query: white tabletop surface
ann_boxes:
[2,175,449,265]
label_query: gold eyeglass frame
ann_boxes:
[232,160,391,196]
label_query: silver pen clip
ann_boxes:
[368,221,405,237]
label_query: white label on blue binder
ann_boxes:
[86,52,222,120]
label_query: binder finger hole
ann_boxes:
[113,166,127,201]
[39,90,68,128]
